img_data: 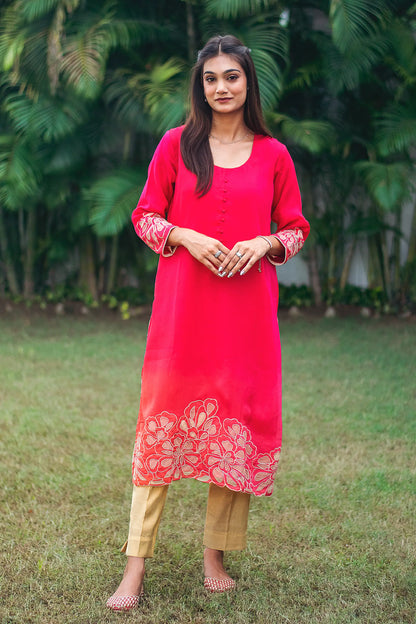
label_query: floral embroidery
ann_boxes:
[132,398,280,496]
[134,212,176,256]
[268,227,305,266]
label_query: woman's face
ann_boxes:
[202,54,247,115]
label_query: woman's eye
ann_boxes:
[228,75,238,81]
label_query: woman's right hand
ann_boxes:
[167,227,230,275]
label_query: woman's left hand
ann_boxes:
[218,237,274,278]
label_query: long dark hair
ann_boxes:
[180,35,270,197]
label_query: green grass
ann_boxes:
[0,312,415,624]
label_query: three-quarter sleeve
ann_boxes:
[268,145,310,266]
[131,130,179,256]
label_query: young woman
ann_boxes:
[107,34,310,612]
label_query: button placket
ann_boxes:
[216,173,229,237]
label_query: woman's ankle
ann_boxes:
[110,557,145,597]
[203,548,231,580]
[204,547,224,563]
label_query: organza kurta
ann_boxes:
[131,126,309,496]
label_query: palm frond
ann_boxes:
[205,0,275,19]
[60,3,133,99]
[148,90,187,135]
[60,30,107,99]
[376,100,416,156]
[346,213,401,237]
[355,161,411,210]
[20,0,80,22]
[122,59,188,132]
[1,7,52,89]
[0,4,26,72]
[98,17,158,51]
[269,114,336,154]
[60,6,169,101]
[0,135,41,208]
[329,0,388,54]
[286,62,322,91]
[3,92,88,141]
[86,169,146,237]
[239,18,289,63]
[43,134,89,175]
[143,59,187,113]
[104,70,149,133]
[250,49,282,110]
[321,32,389,93]
[384,18,416,84]
[21,27,51,89]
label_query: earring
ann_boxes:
[204,97,207,102]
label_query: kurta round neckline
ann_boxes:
[213,134,258,170]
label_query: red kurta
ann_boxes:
[131,126,309,496]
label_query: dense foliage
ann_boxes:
[0,0,415,310]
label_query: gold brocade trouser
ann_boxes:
[122,483,251,558]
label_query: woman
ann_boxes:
[107,34,310,612]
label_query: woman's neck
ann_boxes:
[210,113,248,143]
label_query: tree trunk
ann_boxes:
[301,170,322,305]
[367,234,380,288]
[400,200,416,303]
[380,232,391,303]
[123,131,132,161]
[308,248,322,305]
[392,206,402,296]
[97,238,106,295]
[78,231,98,300]
[23,207,36,298]
[0,207,20,295]
[340,237,357,291]
[328,239,337,287]
[406,200,416,265]
[106,234,119,294]
[185,1,196,62]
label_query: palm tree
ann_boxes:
[0,0,415,311]
[266,0,415,306]
[0,0,162,298]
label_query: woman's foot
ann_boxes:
[106,556,145,611]
[203,548,236,593]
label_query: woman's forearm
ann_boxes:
[259,235,285,260]
[166,226,192,248]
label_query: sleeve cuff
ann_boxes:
[161,225,177,257]
[266,237,288,266]
[267,228,305,265]
[134,213,177,256]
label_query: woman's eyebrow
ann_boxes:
[203,69,242,75]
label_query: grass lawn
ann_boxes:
[0,311,415,624]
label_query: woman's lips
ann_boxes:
[216,98,232,103]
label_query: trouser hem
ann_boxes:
[124,538,155,558]
[203,532,247,551]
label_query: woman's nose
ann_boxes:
[216,80,227,93]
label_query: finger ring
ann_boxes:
[214,250,221,259]
[235,251,243,259]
